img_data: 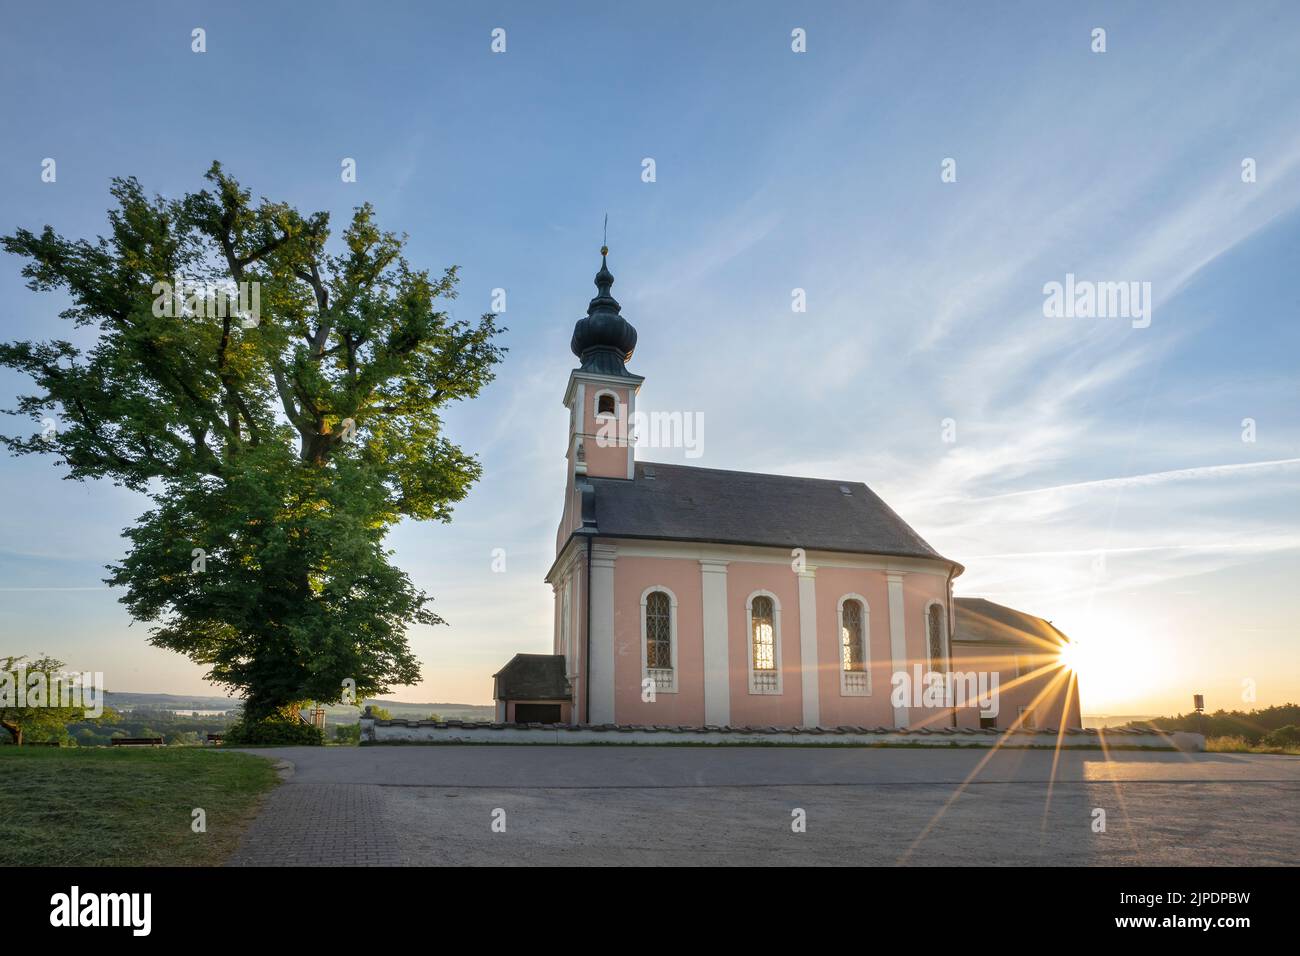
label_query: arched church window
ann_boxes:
[841,600,865,672]
[927,603,948,672]
[596,392,617,417]
[646,591,671,669]
[749,595,779,693]
[641,588,677,693]
[839,596,870,695]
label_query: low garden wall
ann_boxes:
[360,715,1203,750]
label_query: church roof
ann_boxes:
[582,461,957,566]
[953,597,1069,648]
[492,654,571,701]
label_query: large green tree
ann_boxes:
[1,164,504,719]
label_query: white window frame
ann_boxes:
[640,585,678,694]
[924,600,950,674]
[837,593,871,696]
[746,589,783,695]
[592,388,620,420]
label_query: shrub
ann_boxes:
[333,723,361,744]
[224,715,324,746]
[1262,724,1300,748]
[1205,735,1252,753]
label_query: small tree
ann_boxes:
[1263,725,1300,748]
[0,655,94,745]
[334,723,361,744]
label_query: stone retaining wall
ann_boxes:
[360,715,1203,750]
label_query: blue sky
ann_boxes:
[1,1,1296,715]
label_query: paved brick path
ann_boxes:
[227,783,402,866]
[224,748,1300,866]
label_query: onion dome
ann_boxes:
[570,246,637,376]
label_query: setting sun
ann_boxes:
[1053,613,1169,714]
[1056,640,1084,674]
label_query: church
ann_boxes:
[492,251,1082,734]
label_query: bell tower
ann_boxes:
[563,247,642,481]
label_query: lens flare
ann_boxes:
[1056,640,1083,673]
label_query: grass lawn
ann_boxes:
[0,748,280,866]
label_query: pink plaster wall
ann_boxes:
[813,567,898,727]
[598,558,954,728]
[724,562,803,727]
[551,544,1080,731]
[554,551,588,723]
[611,556,706,725]
[583,435,628,480]
[578,383,632,480]
[902,573,953,729]
[555,381,636,554]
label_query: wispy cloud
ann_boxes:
[967,458,1300,503]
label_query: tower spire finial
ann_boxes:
[570,229,637,376]
[601,213,608,258]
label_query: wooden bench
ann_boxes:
[206,733,224,745]
[109,737,165,747]
[23,740,61,747]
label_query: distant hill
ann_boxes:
[1083,714,1160,729]
[368,698,494,711]
[105,691,240,712]
[331,699,495,721]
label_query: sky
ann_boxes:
[0,1,1296,717]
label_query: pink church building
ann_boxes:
[492,252,1082,734]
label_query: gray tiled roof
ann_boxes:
[953,597,1068,648]
[583,462,955,564]
[492,654,571,701]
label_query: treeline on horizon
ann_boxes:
[60,705,415,746]
[5,700,496,746]
[47,708,240,747]
[9,701,1295,747]
[1123,703,1299,743]
[99,692,493,715]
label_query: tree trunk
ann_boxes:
[1,720,21,746]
